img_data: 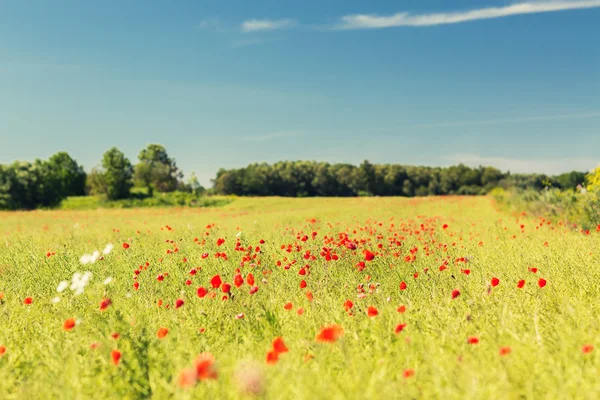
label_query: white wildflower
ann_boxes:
[103,276,113,285]
[56,281,69,293]
[236,231,243,237]
[102,243,114,255]
[80,250,101,265]
[70,271,92,296]
[51,296,61,304]
[90,251,100,263]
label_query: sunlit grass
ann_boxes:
[0,196,599,399]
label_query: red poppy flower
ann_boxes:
[197,287,208,298]
[122,243,130,249]
[491,277,500,287]
[221,283,231,293]
[306,291,314,302]
[538,278,547,288]
[403,369,415,378]
[111,350,122,365]
[133,282,139,290]
[266,350,279,365]
[397,305,406,313]
[399,282,407,291]
[234,274,244,288]
[157,327,168,339]
[367,306,378,317]
[344,300,354,312]
[210,275,222,289]
[364,250,375,261]
[394,323,407,334]
[299,280,307,289]
[195,353,218,380]
[272,337,289,354]
[297,307,305,315]
[451,289,460,299]
[517,280,525,289]
[246,273,255,286]
[100,298,112,311]
[316,324,344,343]
[499,346,511,356]
[284,302,293,310]
[23,297,33,305]
[0,346,5,356]
[461,269,471,275]
[175,299,184,309]
[582,344,594,354]
[63,318,76,331]
[467,336,479,344]
[111,332,120,340]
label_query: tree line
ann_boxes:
[211,161,587,197]
[0,145,589,210]
[0,144,203,210]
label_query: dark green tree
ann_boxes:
[46,152,87,196]
[135,144,182,195]
[101,147,133,200]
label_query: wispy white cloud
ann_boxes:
[243,131,301,141]
[445,153,598,174]
[241,18,296,33]
[335,1,600,30]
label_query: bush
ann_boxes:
[493,187,600,230]
[59,192,234,210]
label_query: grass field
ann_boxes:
[1,196,599,399]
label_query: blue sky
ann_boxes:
[1,0,599,185]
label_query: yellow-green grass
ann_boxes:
[1,196,599,399]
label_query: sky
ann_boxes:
[1,0,599,186]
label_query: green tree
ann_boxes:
[46,152,87,196]
[101,147,133,200]
[135,144,182,195]
[186,172,205,195]
[0,160,64,210]
[555,171,587,190]
[86,167,108,196]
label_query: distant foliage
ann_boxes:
[134,144,183,195]
[0,153,86,210]
[492,187,600,230]
[211,160,583,197]
[99,147,134,200]
[60,192,232,210]
[46,152,87,196]
[586,165,600,192]
[0,146,591,210]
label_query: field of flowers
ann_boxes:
[1,196,599,399]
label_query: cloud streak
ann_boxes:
[335,1,600,29]
[241,18,296,32]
